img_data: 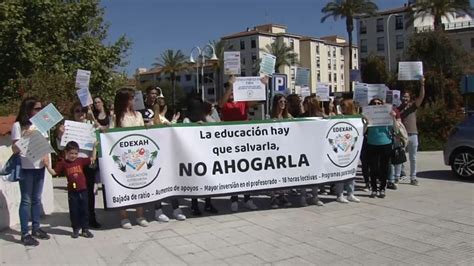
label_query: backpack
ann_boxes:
[0,154,23,182]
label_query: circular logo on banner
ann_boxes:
[108,134,161,189]
[326,122,360,168]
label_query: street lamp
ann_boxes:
[386,13,396,73]
[189,44,218,101]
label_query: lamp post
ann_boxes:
[386,13,395,73]
[189,44,218,101]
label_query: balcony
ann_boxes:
[415,20,474,32]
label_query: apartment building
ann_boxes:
[221,24,358,94]
[356,1,473,72]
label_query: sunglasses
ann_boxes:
[33,107,43,111]
[373,102,383,105]
[74,108,86,113]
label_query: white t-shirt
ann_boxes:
[11,122,48,169]
[110,111,144,128]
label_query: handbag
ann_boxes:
[0,154,23,182]
[391,138,407,165]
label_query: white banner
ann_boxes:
[233,77,266,102]
[362,104,393,126]
[398,61,423,81]
[99,118,364,208]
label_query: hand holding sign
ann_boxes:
[398,62,423,81]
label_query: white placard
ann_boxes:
[398,61,423,81]
[15,131,54,163]
[260,52,276,76]
[99,118,364,208]
[295,68,310,86]
[134,91,146,110]
[353,83,368,106]
[367,84,388,103]
[299,86,311,97]
[233,77,266,102]
[386,90,401,106]
[362,104,393,126]
[75,69,91,89]
[29,103,64,134]
[60,120,96,151]
[224,52,241,75]
[76,87,93,107]
[316,82,330,102]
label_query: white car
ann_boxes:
[443,114,474,178]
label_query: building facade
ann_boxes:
[356,1,473,72]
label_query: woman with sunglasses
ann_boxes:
[11,97,51,246]
[269,94,293,208]
[366,98,398,198]
[111,88,149,229]
[55,102,102,228]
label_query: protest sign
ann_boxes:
[362,104,393,126]
[16,131,54,163]
[386,90,401,106]
[76,87,93,107]
[316,83,330,102]
[398,61,423,80]
[367,84,388,103]
[295,68,310,86]
[353,83,368,106]
[29,103,63,134]
[233,77,266,102]
[260,52,276,76]
[75,69,91,89]
[224,52,241,75]
[60,120,96,151]
[99,118,364,208]
[133,90,146,110]
[350,70,361,82]
[299,86,311,97]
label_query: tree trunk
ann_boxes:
[172,76,176,113]
[433,15,443,31]
[347,27,354,92]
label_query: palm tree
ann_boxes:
[409,0,472,31]
[154,49,188,111]
[261,39,299,73]
[321,0,378,89]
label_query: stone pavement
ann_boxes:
[1,151,473,265]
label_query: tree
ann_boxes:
[360,53,390,84]
[154,49,188,111]
[409,0,472,31]
[0,1,131,103]
[321,0,378,90]
[261,39,299,73]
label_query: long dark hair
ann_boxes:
[271,94,289,119]
[286,94,302,118]
[69,102,87,121]
[16,97,40,127]
[185,93,205,122]
[303,95,323,117]
[92,96,109,118]
[114,88,135,128]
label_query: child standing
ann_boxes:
[44,141,95,238]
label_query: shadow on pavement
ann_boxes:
[418,170,474,183]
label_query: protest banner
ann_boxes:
[224,52,241,75]
[98,118,364,208]
[260,52,276,76]
[29,103,64,134]
[60,120,96,151]
[75,69,91,89]
[386,90,401,106]
[398,61,423,81]
[362,104,393,126]
[353,83,368,106]
[233,77,266,102]
[316,83,330,102]
[295,67,310,86]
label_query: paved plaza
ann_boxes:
[1,151,473,265]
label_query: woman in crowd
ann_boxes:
[334,99,361,203]
[12,97,50,246]
[92,96,111,130]
[323,98,337,117]
[366,98,398,198]
[184,95,219,215]
[299,95,324,207]
[111,88,149,229]
[269,94,292,208]
[286,94,304,118]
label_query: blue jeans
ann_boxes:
[335,179,355,197]
[401,134,418,180]
[389,164,402,183]
[19,168,45,235]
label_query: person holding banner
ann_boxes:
[11,97,51,246]
[366,98,398,198]
[335,99,361,203]
[218,77,259,212]
[111,88,149,229]
[398,77,425,186]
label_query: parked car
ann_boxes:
[443,113,474,178]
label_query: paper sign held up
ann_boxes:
[16,131,54,163]
[76,69,91,89]
[76,88,93,107]
[260,52,276,76]
[224,51,241,75]
[316,83,330,102]
[398,62,423,81]
[233,77,266,102]
[29,103,64,134]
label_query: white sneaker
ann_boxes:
[336,196,349,204]
[309,197,324,206]
[121,219,132,229]
[300,196,308,207]
[347,194,360,203]
[244,200,258,210]
[173,208,186,221]
[136,217,149,227]
[155,209,170,222]
[230,201,239,212]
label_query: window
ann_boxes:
[360,39,367,53]
[241,57,246,65]
[328,73,332,82]
[207,88,215,95]
[377,18,384,32]
[290,39,295,49]
[185,74,192,81]
[328,62,331,69]
[241,71,246,76]
[316,57,320,68]
[341,74,344,80]
[317,71,321,82]
[328,49,331,57]
[251,53,257,63]
[316,45,320,54]
[377,37,385,51]
[395,15,403,30]
[471,38,474,48]
[329,85,332,92]
[251,39,256,48]
[332,48,336,57]
[360,20,367,34]
[340,48,343,56]
[396,35,404,49]
[291,67,296,81]
[334,85,337,91]
[340,64,344,70]
[240,40,245,50]
[333,63,336,70]
[333,73,337,82]
[354,52,357,59]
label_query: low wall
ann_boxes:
[0,135,54,231]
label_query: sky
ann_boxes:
[101,0,414,76]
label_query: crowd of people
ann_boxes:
[9,76,425,246]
